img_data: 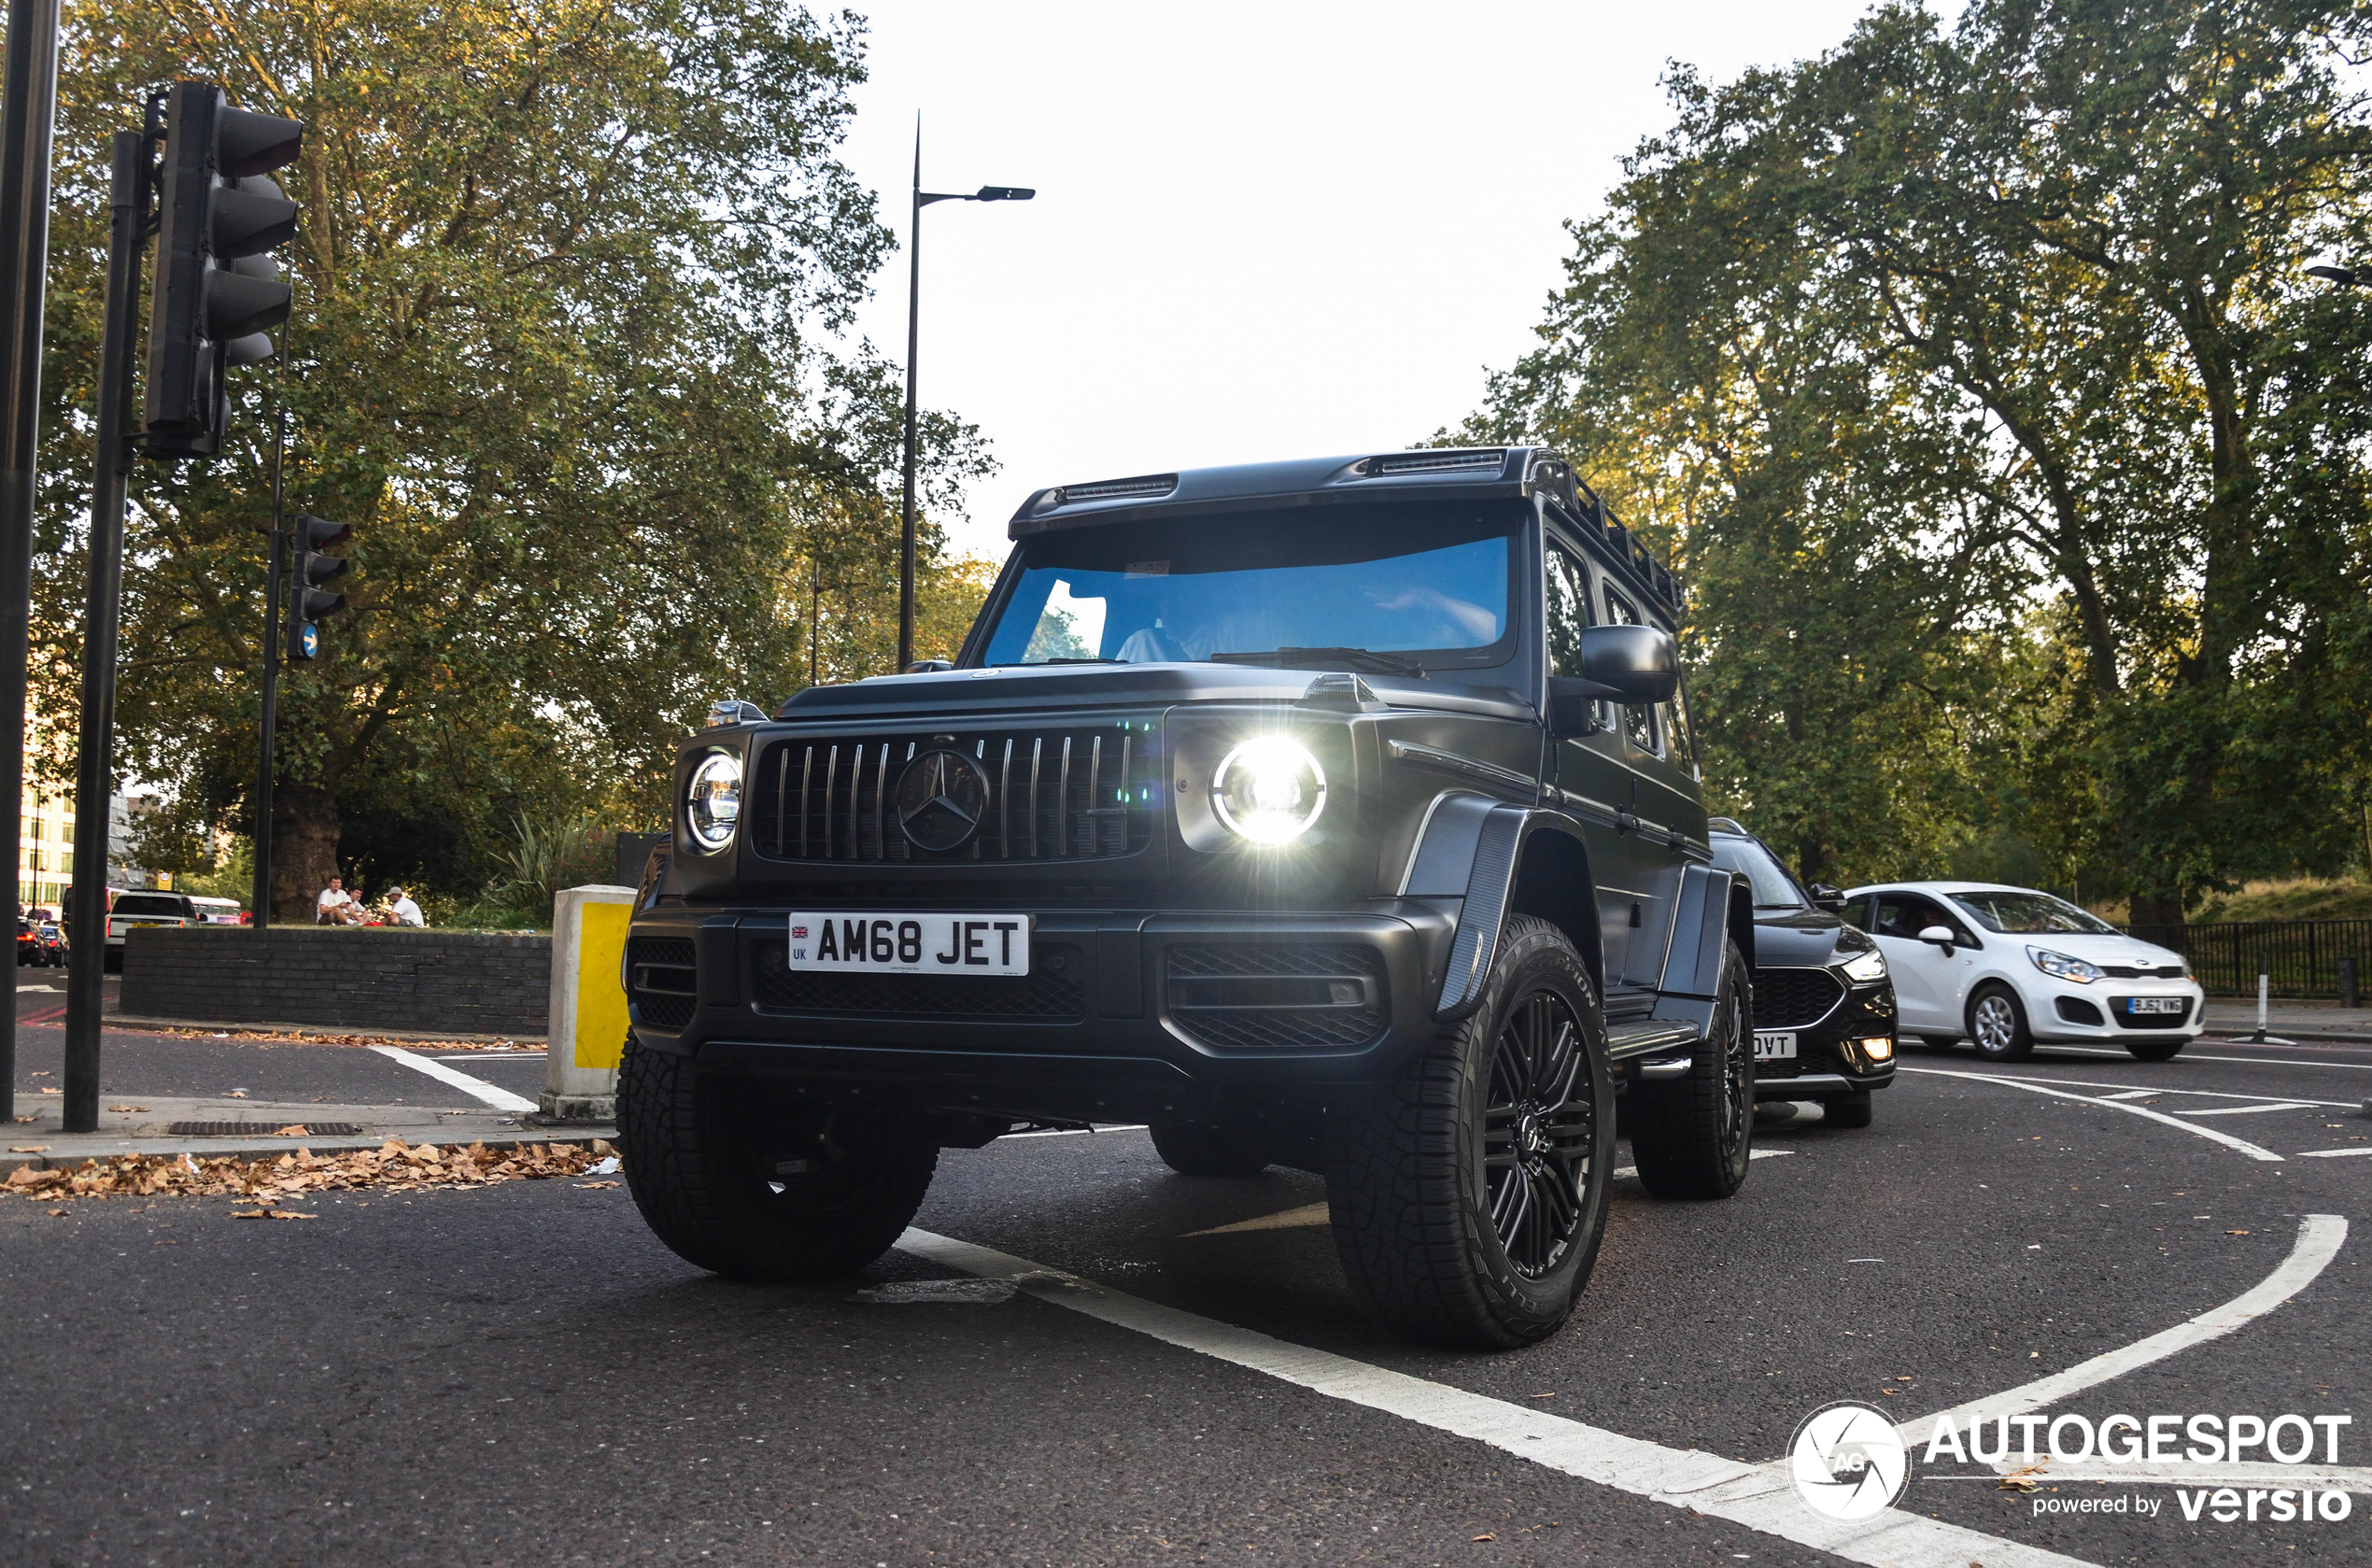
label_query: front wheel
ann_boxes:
[1630,940,1755,1199]
[2125,1038,2186,1063]
[616,1036,937,1282]
[1325,916,1615,1349]
[1968,984,2034,1061]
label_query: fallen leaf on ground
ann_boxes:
[222,1091,247,1099]
[47,1207,65,1216]
[2225,1229,2250,1236]
[232,1208,318,1220]
[9,1145,48,1152]
[5,1136,616,1202]
[10,1116,31,1123]
[37,1088,59,1095]
[107,1105,147,1113]
[1472,1533,1496,1542]
[275,1125,310,1137]
[575,1180,619,1189]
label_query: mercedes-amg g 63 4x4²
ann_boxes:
[619,447,1757,1348]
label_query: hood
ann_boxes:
[1750,908,1860,968]
[2004,930,2188,971]
[771,662,1534,723]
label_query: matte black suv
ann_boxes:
[618,448,1758,1348]
[1706,820,1897,1126]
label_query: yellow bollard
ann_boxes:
[539,884,637,1123]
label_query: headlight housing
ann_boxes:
[1210,737,1327,845]
[685,750,744,851]
[1841,948,1888,984]
[2028,945,2102,985]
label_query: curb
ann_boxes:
[1,1129,611,1177]
[103,1013,549,1046]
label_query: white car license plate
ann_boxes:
[2126,996,2186,1015]
[1753,1030,1798,1061]
[785,912,1031,976]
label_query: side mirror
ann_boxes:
[1577,624,1679,705]
[1810,883,1845,911]
[1916,924,1957,954]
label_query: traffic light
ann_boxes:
[286,513,350,660]
[143,81,304,459]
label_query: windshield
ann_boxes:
[1949,890,2116,935]
[977,503,1519,671]
[1710,835,1806,909]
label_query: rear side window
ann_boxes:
[1544,542,1594,678]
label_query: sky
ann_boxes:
[834,0,1901,564]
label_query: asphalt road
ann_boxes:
[6,1024,2371,1567]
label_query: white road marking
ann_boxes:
[999,1123,1149,1139]
[2189,1053,2372,1069]
[2294,1147,2372,1158]
[1970,1459,2372,1492]
[897,1227,2090,1568]
[1184,1202,1331,1236]
[2046,1080,2362,1109]
[366,1045,536,1112]
[1899,1067,2284,1160]
[2172,1102,2322,1117]
[1886,1214,2346,1447]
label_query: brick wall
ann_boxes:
[120,926,552,1035]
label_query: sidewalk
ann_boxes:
[3,1094,600,1176]
[2200,998,2372,1042]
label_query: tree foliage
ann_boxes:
[35,0,994,915]
[1464,0,2372,912]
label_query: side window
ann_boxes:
[1665,669,1698,777]
[1872,894,1937,939]
[1544,541,1593,679]
[1602,586,1659,755]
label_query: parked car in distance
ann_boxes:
[33,918,64,966]
[1707,821,1896,1125]
[1841,881,2203,1062]
[188,895,246,925]
[99,889,207,970]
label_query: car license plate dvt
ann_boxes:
[786,913,1031,976]
[1753,1031,1797,1061]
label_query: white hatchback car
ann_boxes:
[1838,882,2204,1062]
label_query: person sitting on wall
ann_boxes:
[317,876,363,925]
[388,887,425,927]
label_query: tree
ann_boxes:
[33,0,993,918]
[1466,0,2372,911]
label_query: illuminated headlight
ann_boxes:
[2028,946,2102,985]
[685,751,743,850]
[1841,948,1887,984]
[1210,737,1327,845]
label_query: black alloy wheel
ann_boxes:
[1482,989,1598,1278]
[1630,939,1755,1199]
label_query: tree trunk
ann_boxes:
[271,784,340,924]
[2127,891,2184,930]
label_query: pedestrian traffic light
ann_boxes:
[286,513,350,660]
[143,81,304,459]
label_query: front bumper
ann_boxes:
[626,900,1461,1123]
[1751,968,1898,1100]
[2030,980,2206,1042]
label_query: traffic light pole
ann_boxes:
[61,130,146,1134]
[0,0,64,1128]
[251,411,285,928]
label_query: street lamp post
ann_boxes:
[897,124,1031,674]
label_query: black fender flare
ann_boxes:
[1418,803,1603,1024]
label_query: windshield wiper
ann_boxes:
[1211,646,1428,677]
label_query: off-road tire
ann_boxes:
[1967,984,2035,1061]
[1824,1091,1874,1128]
[2125,1038,2186,1063]
[616,1036,937,1282]
[1324,916,1615,1349]
[1630,940,1754,1199]
[1150,1123,1274,1178]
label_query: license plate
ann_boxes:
[1753,1031,1798,1061]
[2126,996,2186,1015]
[785,912,1031,975]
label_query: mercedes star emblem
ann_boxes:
[895,747,991,852]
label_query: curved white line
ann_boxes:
[1899,1066,2284,1160]
[1888,1213,2347,1447]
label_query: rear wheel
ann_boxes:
[1968,984,2034,1061]
[616,1036,937,1282]
[2125,1038,2186,1063]
[1325,917,1614,1349]
[1630,941,1755,1199]
[1823,1091,1873,1128]
[1150,1122,1273,1178]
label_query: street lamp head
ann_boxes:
[2307,264,2360,288]
[975,186,1035,202]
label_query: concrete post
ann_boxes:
[540,884,636,1123]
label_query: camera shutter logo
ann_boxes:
[1788,1401,1910,1521]
[895,748,991,852]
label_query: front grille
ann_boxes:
[1165,944,1388,1052]
[747,721,1159,864]
[2098,964,2184,979]
[749,939,1086,1019]
[2110,996,2191,1029]
[1750,968,1844,1029]
[628,936,698,1030]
